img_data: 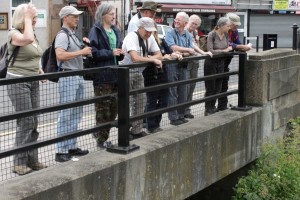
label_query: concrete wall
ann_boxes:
[0,108,262,200]
[0,49,300,199]
[245,49,300,132]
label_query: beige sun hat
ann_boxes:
[59,6,83,19]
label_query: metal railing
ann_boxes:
[0,52,247,181]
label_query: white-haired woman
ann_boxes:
[204,17,232,116]
[7,3,46,175]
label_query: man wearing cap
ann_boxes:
[165,12,195,126]
[120,17,162,139]
[127,1,162,33]
[55,6,91,162]
[217,12,251,111]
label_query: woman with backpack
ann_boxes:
[6,3,47,175]
[204,17,232,116]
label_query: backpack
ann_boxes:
[199,31,228,52]
[0,43,20,78]
[41,27,70,82]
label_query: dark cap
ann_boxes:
[137,1,162,12]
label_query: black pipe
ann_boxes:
[292,23,299,50]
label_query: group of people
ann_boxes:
[6,1,250,175]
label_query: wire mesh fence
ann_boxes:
[0,53,241,181]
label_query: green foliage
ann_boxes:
[232,118,300,200]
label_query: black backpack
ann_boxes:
[41,27,70,82]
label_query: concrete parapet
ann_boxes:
[0,108,262,200]
[246,49,300,130]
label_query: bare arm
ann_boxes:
[55,46,92,61]
[129,50,162,68]
[11,4,36,46]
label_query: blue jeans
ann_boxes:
[166,63,188,121]
[56,76,84,153]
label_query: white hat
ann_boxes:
[59,6,83,19]
[138,17,157,32]
[226,13,241,26]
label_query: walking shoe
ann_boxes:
[170,119,184,126]
[130,131,148,140]
[217,107,229,111]
[28,162,47,170]
[68,148,89,156]
[204,109,216,116]
[179,118,189,124]
[12,165,32,175]
[55,153,72,162]
[148,127,163,134]
[97,141,112,149]
[184,113,194,119]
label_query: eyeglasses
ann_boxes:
[104,12,115,16]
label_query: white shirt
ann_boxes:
[120,31,160,73]
[127,14,140,33]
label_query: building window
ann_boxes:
[12,0,31,7]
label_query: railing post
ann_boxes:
[231,53,252,111]
[106,67,139,154]
[292,23,299,50]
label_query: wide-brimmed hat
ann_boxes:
[138,17,157,32]
[226,13,241,26]
[59,6,83,19]
[137,1,162,12]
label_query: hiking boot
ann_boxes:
[28,162,47,170]
[184,113,194,119]
[130,131,148,140]
[12,165,32,175]
[148,127,163,134]
[170,119,184,126]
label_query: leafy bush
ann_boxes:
[232,117,300,200]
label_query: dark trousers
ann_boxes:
[93,84,118,143]
[204,58,225,110]
[217,55,233,110]
[143,66,168,130]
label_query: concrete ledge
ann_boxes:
[0,108,262,200]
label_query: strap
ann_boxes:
[7,46,20,67]
[135,31,148,57]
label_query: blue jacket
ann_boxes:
[88,21,123,84]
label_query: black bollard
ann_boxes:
[291,23,299,50]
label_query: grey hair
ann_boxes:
[214,17,229,30]
[94,3,114,22]
[176,12,189,23]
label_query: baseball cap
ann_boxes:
[226,13,241,26]
[138,17,157,32]
[137,1,162,12]
[59,6,83,19]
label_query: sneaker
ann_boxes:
[97,141,112,149]
[180,118,189,124]
[148,127,163,134]
[130,131,148,140]
[68,148,89,156]
[170,119,184,126]
[28,162,47,170]
[184,113,194,119]
[204,109,216,116]
[12,165,32,175]
[55,153,72,162]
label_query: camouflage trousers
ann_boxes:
[93,84,117,144]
